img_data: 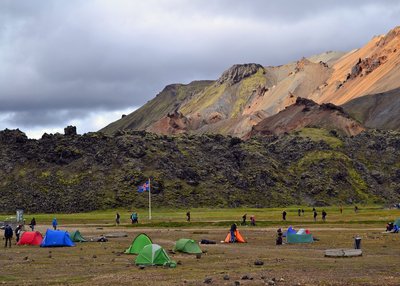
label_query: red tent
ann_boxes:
[18,231,43,246]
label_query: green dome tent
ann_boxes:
[70,230,87,242]
[135,244,176,268]
[125,233,152,255]
[173,239,202,254]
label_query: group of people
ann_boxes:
[241,214,256,226]
[115,212,139,225]
[3,224,23,248]
[281,208,327,222]
[3,217,59,248]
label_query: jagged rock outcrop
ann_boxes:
[217,63,264,86]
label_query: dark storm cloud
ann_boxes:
[1,0,399,132]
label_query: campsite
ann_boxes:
[1,206,399,285]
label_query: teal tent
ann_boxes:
[287,233,313,244]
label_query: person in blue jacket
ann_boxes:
[52,218,58,230]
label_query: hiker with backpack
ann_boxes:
[4,224,13,248]
[131,212,138,224]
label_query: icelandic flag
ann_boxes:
[137,180,150,193]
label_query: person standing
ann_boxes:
[230,223,237,243]
[354,205,358,213]
[322,210,327,222]
[340,205,343,214]
[298,209,301,216]
[30,217,36,231]
[116,212,120,225]
[4,224,13,248]
[313,210,318,222]
[52,218,58,230]
[276,228,283,245]
[282,211,287,221]
[241,214,247,225]
[301,209,305,215]
[186,211,191,222]
[250,215,256,226]
[15,224,22,243]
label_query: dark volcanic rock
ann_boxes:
[217,63,264,86]
[0,129,399,213]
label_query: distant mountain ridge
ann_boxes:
[101,26,400,137]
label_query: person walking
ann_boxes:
[52,218,58,230]
[241,214,247,226]
[354,205,358,213]
[282,210,287,221]
[186,211,191,222]
[322,210,327,222]
[313,210,318,222]
[250,215,256,226]
[15,224,22,243]
[340,205,343,214]
[4,224,13,248]
[116,212,120,226]
[30,217,36,231]
[298,209,301,216]
[301,209,305,215]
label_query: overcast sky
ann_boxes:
[1,0,399,138]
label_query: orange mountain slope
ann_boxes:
[101,26,400,137]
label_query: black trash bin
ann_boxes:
[354,236,362,249]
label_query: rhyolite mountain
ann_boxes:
[101,26,400,137]
[0,128,400,213]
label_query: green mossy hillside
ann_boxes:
[0,128,399,213]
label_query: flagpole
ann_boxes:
[148,178,152,220]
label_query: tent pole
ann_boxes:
[148,178,152,220]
